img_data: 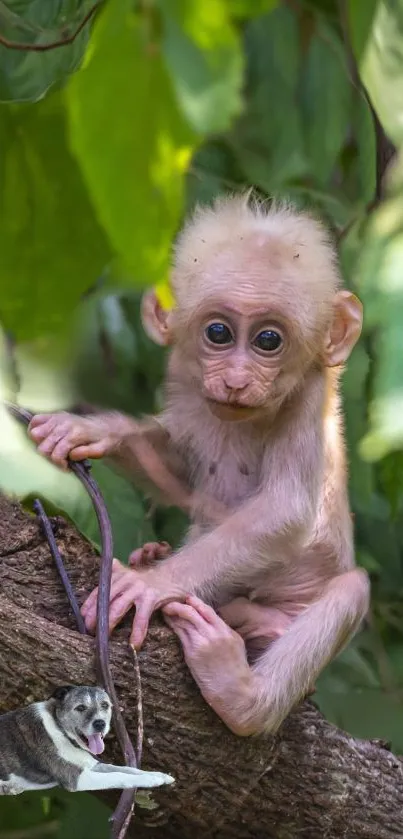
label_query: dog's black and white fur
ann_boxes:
[0,685,174,795]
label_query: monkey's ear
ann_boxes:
[141,289,172,346]
[324,290,363,367]
[51,685,74,702]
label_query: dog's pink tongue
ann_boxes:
[87,734,105,755]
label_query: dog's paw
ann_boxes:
[134,771,174,789]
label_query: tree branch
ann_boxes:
[0,493,402,838]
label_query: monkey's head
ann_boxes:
[142,195,362,422]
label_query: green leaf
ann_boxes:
[300,23,352,186]
[343,344,374,509]
[230,0,278,18]
[67,0,196,289]
[315,686,403,752]
[353,0,403,147]
[72,290,164,415]
[56,790,110,839]
[0,1,94,103]
[348,0,382,62]
[229,6,308,190]
[351,92,377,205]
[0,92,110,341]
[159,0,244,134]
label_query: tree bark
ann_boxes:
[0,494,402,839]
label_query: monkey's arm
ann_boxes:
[28,411,227,525]
[28,411,194,515]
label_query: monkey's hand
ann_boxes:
[28,411,134,470]
[163,596,262,736]
[81,559,187,647]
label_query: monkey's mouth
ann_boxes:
[206,399,259,421]
[76,729,105,756]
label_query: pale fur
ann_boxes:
[28,194,369,736]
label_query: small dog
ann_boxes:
[0,685,174,795]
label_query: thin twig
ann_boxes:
[0,2,101,52]
[132,645,144,765]
[4,401,138,839]
[33,498,87,635]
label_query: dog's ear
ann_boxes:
[51,685,74,702]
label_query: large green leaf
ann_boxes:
[0,1,94,103]
[0,92,110,340]
[159,0,244,134]
[351,0,403,146]
[300,23,352,186]
[67,0,196,288]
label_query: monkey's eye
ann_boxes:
[253,330,282,353]
[75,704,87,713]
[205,323,233,345]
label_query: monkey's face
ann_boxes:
[192,296,306,421]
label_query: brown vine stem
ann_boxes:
[0,2,102,52]
[4,401,138,839]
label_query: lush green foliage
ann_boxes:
[1,0,403,835]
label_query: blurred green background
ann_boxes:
[1,0,403,835]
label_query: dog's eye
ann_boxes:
[101,702,110,710]
[74,704,87,713]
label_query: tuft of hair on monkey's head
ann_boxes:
[171,192,342,334]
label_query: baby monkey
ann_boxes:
[29,195,370,737]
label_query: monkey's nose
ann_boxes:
[93,718,106,732]
[223,377,248,393]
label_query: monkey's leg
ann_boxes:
[246,568,370,735]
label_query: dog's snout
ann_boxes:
[93,719,106,732]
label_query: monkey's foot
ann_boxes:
[163,595,261,736]
[129,541,171,567]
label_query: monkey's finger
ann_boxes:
[129,542,172,568]
[163,614,193,643]
[185,595,223,626]
[69,442,109,461]
[155,541,171,559]
[128,548,144,567]
[81,586,98,615]
[128,544,158,568]
[163,601,211,632]
[48,437,79,468]
[144,541,171,561]
[28,414,54,434]
[130,596,155,649]
[108,590,136,633]
[81,587,100,627]
[109,572,137,602]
